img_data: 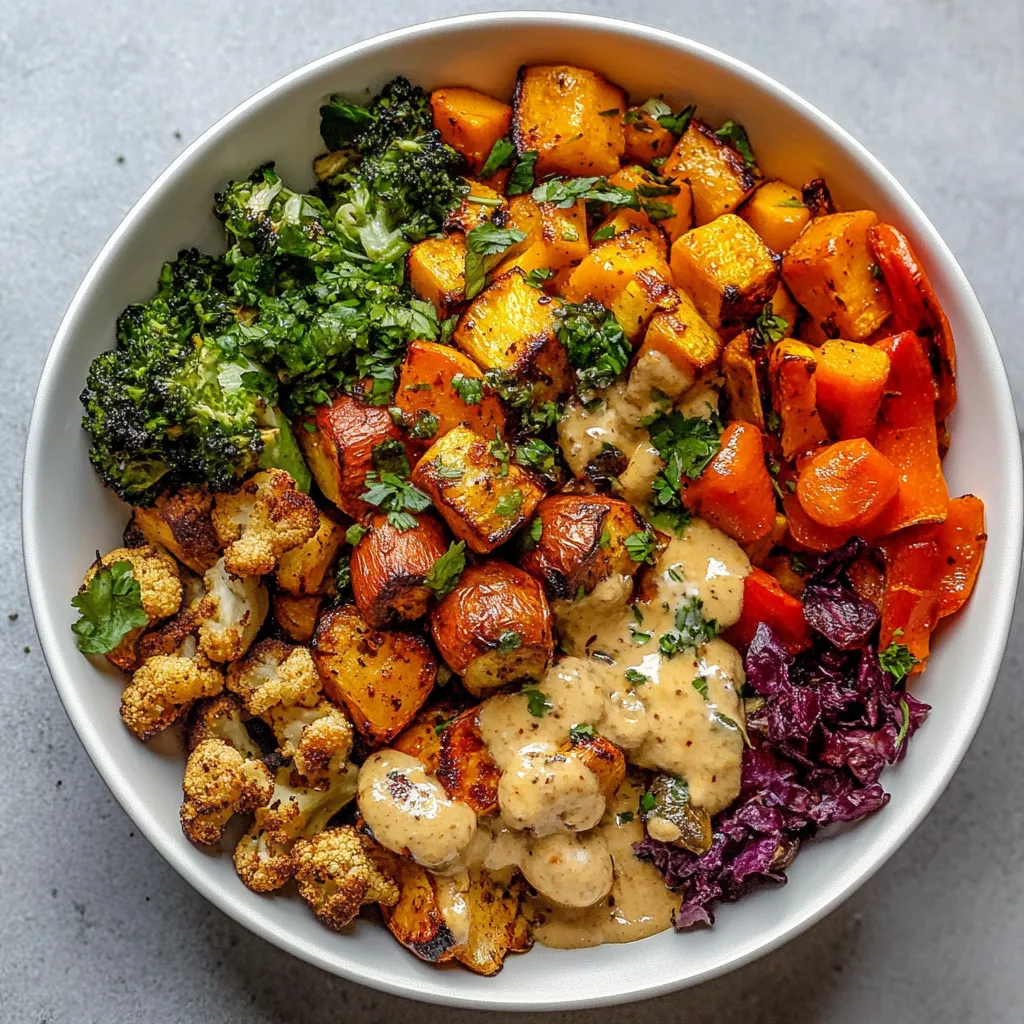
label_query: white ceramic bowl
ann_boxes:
[23,12,1023,1011]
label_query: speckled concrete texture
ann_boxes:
[2,1,1023,1021]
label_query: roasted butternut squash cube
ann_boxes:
[412,426,545,554]
[276,510,343,596]
[129,486,220,574]
[662,118,758,226]
[501,195,589,271]
[722,331,766,431]
[592,208,669,259]
[740,181,811,253]
[444,181,508,235]
[639,289,723,384]
[431,87,513,173]
[608,165,693,244]
[407,234,467,319]
[769,339,830,459]
[782,211,892,340]
[622,106,675,164]
[563,228,673,307]
[670,214,780,336]
[512,64,625,178]
[396,339,506,441]
[609,270,679,342]
[453,268,571,403]
[770,283,799,338]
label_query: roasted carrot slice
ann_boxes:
[869,331,949,537]
[725,567,811,655]
[868,223,956,420]
[783,489,853,553]
[879,528,943,669]
[797,439,900,531]
[935,494,986,618]
[814,340,891,440]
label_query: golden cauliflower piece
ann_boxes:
[292,826,399,930]
[212,470,320,578]
[180,738,274,845]
[185,692,261,757]
[233,762,358,893]
[120,652,224,740]
[225,638,320,716]
[196,558,269,663]
[272,703,354,789]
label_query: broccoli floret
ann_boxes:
[556,301,633,394]
[80,249,269,505]
[320,75,433,154]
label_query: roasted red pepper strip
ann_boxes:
[725,567,811,655]
[868,223,957,420]
[879,527,943,671]
[935,494,987,618]
[869,331,949,537]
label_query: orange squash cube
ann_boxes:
[407,235,467,319]
[431,87,513,173]
[740,181,811,253]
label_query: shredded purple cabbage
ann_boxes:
[634,559,930,928]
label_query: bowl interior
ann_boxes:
[23,12,1022,1010]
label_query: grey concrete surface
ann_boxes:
[2,0,1022,1021]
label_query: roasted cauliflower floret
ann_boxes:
[196,558,269,662]
[233,762,359,892]
[212,469,320,578]
[180,738,275,845]
[120,651,224,740]
[292,826,399,930]
[225,638,321,716]
[186,692,262,757]
[274,704,355,788]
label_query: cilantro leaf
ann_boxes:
[616,811,635,824]
[639,791,656,813]
[647,410,723,485]
[625,667,649,685]
[879,641,919,685]
[524,267,555,289]
[776,197,806,208]
[408,409,439,440]
[691,675,709,700]
[424,541,466,598]
[360,470,431,529]
[895,698,912,749]
[753,303,788,346]
[345,523,368,545]
[498,629,522,655]
[523,687,552,717]
[479,136,517,179]
[464,222,527,300]
[591,223,617,242]
[451,373,484,405]
[659,596,719,657]
[556,301,631,393]
[506,151,537,196]
[624,530,658,565]
[514,437,557,478]
[715,119,757,170]
[522,517,543,551]
[371,438,411,477]
[494,488,524,518]
[569,723,596,741]
[71,559,149,654]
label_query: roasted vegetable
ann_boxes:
[935,495,986,618]
[739,180,810,253]
[436,707,502,814]
[797,439,899,531]
[564,227,673,308]
[407,234,468,319]
[276,511,344,596]
[782,211,892,340]
[412,425,545,554]
[431,87,513,173]
[641,774,713,855]
[512,64,626,177]
[273,591,322,642]
[451,868,532,976]
[622,105,676,164]
[607,164,693,244]
[350,512,450,626]
[768,339,830,460]
[639,290,723,392]
[814,339,891,441]
[670,214,780,336]
[500,195,589,274]
[519,494,649,599]
[128,486,221,573]
[430,561,554,697]
[558,731,627,801]
[312,605,436,744]
[721,331,766,431]
[724,567,811,656]
[443,180,508,235]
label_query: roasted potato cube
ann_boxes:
[638,288,723,386]
[272,591,321,643]
[430,561,553,697]
[769,339,830,459]
[390,703,466,775]
[451,868,532,976]
[592,207,669,259]
[312,605,436,744]
[607,165,693,244]
[395,339,506,443]
[512,64,625,178]
[557,732,627,801]
[298,394,409,520]
[662,117,758,226]
[520,494,649,599]
[500,195,589,271]
[782,211,892,340]
[670,213,780,336]
[276,510,343,596]
[407,234,467,319]
[622,106,675,164]
[563,228,673,307]
[437,707,501,814]
[740,180,811,254]
[412,426,545,554]
[431,87,512,173]
[350,512,450,627]
[129,486,220,573]
[722,330,767,431]
[444,180,508,235]
[453,269,571,403]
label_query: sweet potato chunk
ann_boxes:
[350,512,450,627]
[437,707,501,814]
[276,511,343,596]
[670,213,780,336]
[407,234,467,319]
[512,64,625,178]
[412,425,545,554]
[129,486,220,573]
[444,181,508,235]
[740,180,811,254]
[815,339,891,440]
[272,591,321,643]
[768,339,830,460]
[623,106,676,164]
[430,561,553,697]
[395,339,506,442]
[607,165,693,244]
[312,605,436,744]
[298,394,408,519]
[563,228,673,307]
[722,331,766,431]
[662,118,758,226]
[431,87,512,173]
[520,494,648,599]
[782,211,892,340]
[639,289,723,387]
[453,269,571,403]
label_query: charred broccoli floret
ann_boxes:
[80,249,270,505]
[292,826,399,930]
[320,76,433,154]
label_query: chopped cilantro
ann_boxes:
[515,437,557,477]
[776,197,806,208]
[625,667,649,685]
[424,541,466,598]
[879,641,919,684]
[451,373,484,404]
[507,151,538,196]
[522,517,543,551]
[895,698,912,749]
[523,687,552,717]
[479,136,517,179]
[524,267,555,289]
[345,523,368,545]
[624,530,658,565]
[408,409,439,440]
[714,119,757,170]
[616,811,635,824]
[488,434,511,478]
[639,791,656,813]
[70,558,149,654]
[569,723,596,741]
[591,223,617,242]
[691,675,709,700]
[464,222,527,300]
[498,629,522,655]
[659,596,719,657]
[753,303,789,346]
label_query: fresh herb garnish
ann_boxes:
[515,437,557,477]
[714,119,757,170]
[506,151,538,196]
[498,629,523,655]
[433,715,454,737]
[345,523,368,545]
[640,97,696,136]
[424,541,466,598]
[624,530,658,565]
[524,267,555,289]
[71,558,149,654]
[556,301,631,393]
[879,640,919,685]
[753,303,789,346]
[464,222,527,300]
[522,517,544,551]
[591,223,617,242]
[408,409,439,440]
[371,438,411,477]
[616,811,635,824]
[495,489,524,517]
[598,107,621,118]
[659,596,720,657]
[895,698,912,749]
[569,723,596,741]
[360,471,431,530]
[647,411,723,490]
[451,373,484,404]
[479,136,517,179]
[691,675,709,700]
[776,197,806,208]
[639,791,657,813]
[625,667,649,686]
[488,434,511,477]
[523,687,552,717]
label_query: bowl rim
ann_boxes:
[22,10,1023,1011]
